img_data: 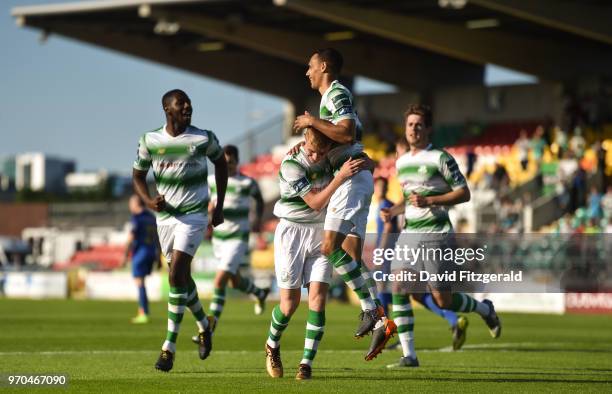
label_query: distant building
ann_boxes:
[0,156,16,192]
[15,153,75,194]
[65,170,108,193]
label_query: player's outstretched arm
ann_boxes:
[211,155,228,227]
[302,158,363,211]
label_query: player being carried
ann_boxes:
[190,145,270,344]
[292,48,396,360]
[381,104,502,368]
[133,89,228,372]
[265,127,366,380]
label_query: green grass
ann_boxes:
[0,298,611,393]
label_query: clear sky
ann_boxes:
[2,1,536,175]
[2,0,286,175]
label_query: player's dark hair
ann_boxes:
[404,104,433,128]
[162,89,187,108]
[313,48,343,75]
[223,145,239,162]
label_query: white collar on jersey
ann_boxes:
[409,143,433,156]
[322,79,340,99]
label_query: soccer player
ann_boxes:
[190,145,269,344]
[265,127,365,380]
[133,89,228,372]
[381,104,501,368]
[293,48,396,360]
[122,194,160,324]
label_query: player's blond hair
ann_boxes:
[304,127,333,152]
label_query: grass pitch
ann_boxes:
[0,298,611,393]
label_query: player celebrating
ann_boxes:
[381,104,501,368]
[122,194,160,324]
[293,48,395,360]
[265,127,365,380]
[133,89,228,372]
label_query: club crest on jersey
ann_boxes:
[418,165,428,175]
[189,144,197,155]
[158,148,166,154]
[280,270,289,283]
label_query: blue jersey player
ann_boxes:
[123,194,160,324]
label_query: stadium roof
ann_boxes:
[12,0,612,103]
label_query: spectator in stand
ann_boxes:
[492,163,510,195]
[588,186,603,220]
[569,127,586,159]
[530,126,547,164]
[515,129,530,171]
[570,167,587,212]
[553,126,568,159]
[466,148,477,179]
[602,185,612,219]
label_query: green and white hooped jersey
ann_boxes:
[208,173,261,241]
[396,144,467,233]
[133,125,223,223]
[273,149,332,223]
[320,80,364,170]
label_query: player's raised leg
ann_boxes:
[431,290,501,338]
[322,230,380,337]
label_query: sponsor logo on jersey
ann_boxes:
[291,177,310,194]
[337,106,353,116]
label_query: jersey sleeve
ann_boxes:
[204,130,223,161]
[133,134,152,171]
[326,88,357,123]
[440,151,467,190]
[280,160,311,197]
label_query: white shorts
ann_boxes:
[157,220,206,264]
[212,238,248,274]
[274,219,332,289]
[324,169,374,240]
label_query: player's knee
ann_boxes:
[321,241,334,257]
[280,301,298,317]
[228,274,240,288]
[433,293,451,309]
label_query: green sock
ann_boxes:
[162,286,187,353]
[209,287,226,319]
[328,249,377,311]
[186,278,208,332]
[266,305,291,348]
[301,309,325,366]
